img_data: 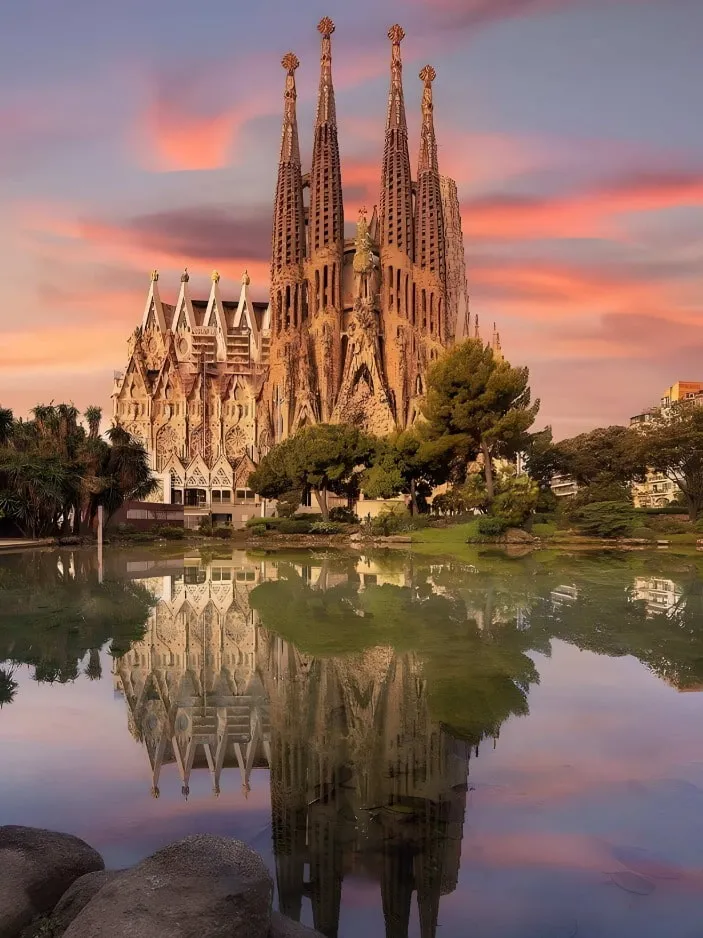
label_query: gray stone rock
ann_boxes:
[268,912,326,938]
[64,835,273,938]
[48,870,122,936]
[0,826,104,938]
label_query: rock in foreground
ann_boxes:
[48,870,122,936]
[64,835,273,938]
[268,913,326,937]
[0,825,104,938]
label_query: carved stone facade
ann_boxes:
[113,21,477,500]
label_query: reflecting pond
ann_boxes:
[1,547,703,937]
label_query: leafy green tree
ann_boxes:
[423,339,539,501]
[249,424,373,520]
[552,425,646,492]
[639,405,703,521]
[362,429,455,515]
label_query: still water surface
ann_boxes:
[1,547,702,937]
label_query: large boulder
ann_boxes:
[46,870,122,936]
[268,913,326,937]
[0,825,104,938]
[64,835,273,938]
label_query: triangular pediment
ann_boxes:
[233,453,256,490]
[162,453,186,486]
[185,454,210,487]
[210,454,233,487]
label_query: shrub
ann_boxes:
[630,526,656,541]
[155,525,185,540]
[310,521,343,535]
[532,521,557,538]
[532,512,557,526]
[246,516,280,529]
[329,506,358,524]
[278,519,312,535]
[249,524,267,537]
[574,501,635,539]
[492,475,539,527]
[694,518,703,533]
[477,516,508,538]
[293,512,323,523]
[115,523,137,535]
[212,526,232,539]
[368,505,412,536]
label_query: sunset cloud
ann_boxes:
[411,0,649,32]
[463,171,703,241]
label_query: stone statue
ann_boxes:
[353,207,379,304]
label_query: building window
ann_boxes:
[236,488,255,502]
[171,489,183,505]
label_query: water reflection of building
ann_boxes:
[113,555,472,937]
[632,577,683,617]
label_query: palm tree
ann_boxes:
[84,648,102,681]
[84,406,102,440]
[0,407,13,446]
[0,666,18,707]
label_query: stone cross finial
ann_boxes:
[318,16,335,37]
[181,267,189,283]
[420,64,436,85]
[388,24,405,44]
[150,269,159,282]
[242,269,251,286]
[211,270,220,283]
[281,52,300,74]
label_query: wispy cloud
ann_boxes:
[463,170,703,241]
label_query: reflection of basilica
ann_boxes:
[113,555,472,938]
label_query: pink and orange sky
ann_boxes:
[1,0,702,436]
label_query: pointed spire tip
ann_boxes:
[420,64,436,84]
[388,24,405,44]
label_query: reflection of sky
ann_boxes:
[2,637,702,937]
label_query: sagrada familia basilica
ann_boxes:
[112,21,497,517]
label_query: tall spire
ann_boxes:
[309,18,343,255]
[272,53,306,278]
[379,24,414,258]
[415,65,446,283]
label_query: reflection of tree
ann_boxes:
[530,572,703,691]
[0,550,153,702]
[250,562,541,745]
[0,666,18,707]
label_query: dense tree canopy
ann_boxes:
[361,429,456,514]
[422,339,539,500]
[639,404,703,521]
[248,423,373,520]
[0,404,156,537]
[549,425,647,492]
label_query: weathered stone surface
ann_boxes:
[0,826,104,938]
[64,835,273,938]
[48,870,122,936]
[268,912,326,938]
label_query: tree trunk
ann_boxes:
[409,478,418,516]
[314,487,329,521]
[687,496,699,523]
[481,439,495,501]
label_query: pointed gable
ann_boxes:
[170,269,196,332]
[141,270,167,332]
[204,271,228,360]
